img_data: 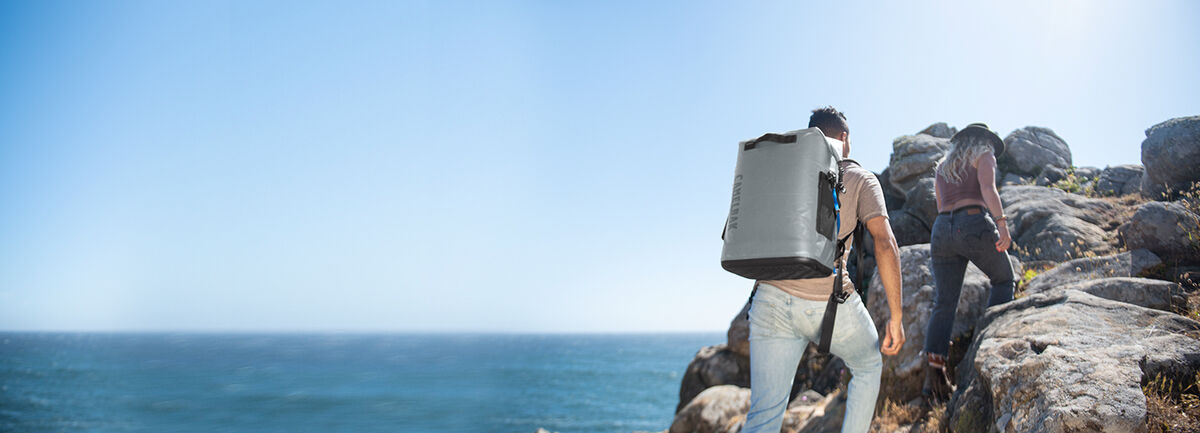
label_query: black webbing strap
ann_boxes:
[855,224,866,303]
[743,283,757,320]
[817,231,853,354]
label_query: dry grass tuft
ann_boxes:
[869,399,948,433]
[1145,372,1200,433]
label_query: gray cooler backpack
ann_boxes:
[720,127,865,353]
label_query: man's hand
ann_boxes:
[880,317,905,355]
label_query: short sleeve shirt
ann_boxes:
[758,160,889,301]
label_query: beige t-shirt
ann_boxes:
[759,159,889,301]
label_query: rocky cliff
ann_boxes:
[663,116,1200,433]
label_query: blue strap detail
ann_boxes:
[833,189,841,233]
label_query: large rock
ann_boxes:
[681,343,835,414]
[876,168,906,211]
[668,385,843,433]
[1026,277,1186,312]
[1000,186,1118,262]
[889,211,931,247]
[1024,249,1162,294]
[999,172,1031,187]
[670,385,750,433]
[948,290,1200,433]
[887,178,938,247]
[997,126,1073,178]
[887,134,950,195]
[1141,116,1200,200]
[1119,201,1200,264]
[1095,164,1145,196]
[903,178,939,230]
[1074,166,1101,182]
[728,300,751,358]
[865,244,1022,403]
[677,344,750,413]
[919,122,957,139]
[1034,165,1069,187]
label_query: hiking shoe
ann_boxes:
[921,354,954,403]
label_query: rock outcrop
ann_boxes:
[670,385,750,433]
[1119,201,1200,264]
[886,134,950,196]
[1034,165,1068,187]
[664,117,1200,433]
[1026,277,1186,312]
[948,290,1200,433]
[677,344,750,413]
[865,244,1022,402]
[1140,116,1200,200]
[728,301,751,358]
[1096,164,1145,196]
[997,126,1072,179]
[1000,186,1118,262]
[919,122,957,139]
[1023,249,1162,294]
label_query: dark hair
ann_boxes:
[808,106,849,138]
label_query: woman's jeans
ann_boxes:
[743,283,882,433]
[923,208,1015,356]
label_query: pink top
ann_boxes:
[936,162,984,208]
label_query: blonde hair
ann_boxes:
[936,135,994,184]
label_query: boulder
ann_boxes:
[876,168,907,211]
[686,341,836,414]
[1119,201,1200,264]
[886,178,938,247]
[948,290,1200,433]
[668,385,842,433]
[1023,249,1162,294]
[902,178,939,230]
[1025,277,1186,312]
[997,126,1073,178]
[1000,186,1118,262]
[1074,166,1101,182]
[887,134,951,195]
[999,172,1031,187]
[1035,165,1069,186]
[670,385,750,433]
[1095,164,1145,196]
[728,300,751,358]
[677,344,750,413]
[1140,116,1200,200]
[865,244,1022,403]
[918,122,957,139]
[889,211,932,247]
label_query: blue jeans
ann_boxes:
[743,283,882,433]
[923,209,1015,356]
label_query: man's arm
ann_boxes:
[866,214,905,355]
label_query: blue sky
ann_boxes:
[1,0,1197,332]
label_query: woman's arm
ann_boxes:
[975,153,1012,251]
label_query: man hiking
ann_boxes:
[742,107,905,433]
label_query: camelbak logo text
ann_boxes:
[728,174,743,229]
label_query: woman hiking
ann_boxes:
[922,123,1015,401]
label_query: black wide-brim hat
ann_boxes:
[951,122,1005,157]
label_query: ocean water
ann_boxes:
[0,332,722,433]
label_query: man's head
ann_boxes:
[808,106,850,157]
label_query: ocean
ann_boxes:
[0,332,723,433]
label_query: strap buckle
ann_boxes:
[833,288,850,304]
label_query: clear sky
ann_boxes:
[1,0,1197,333]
